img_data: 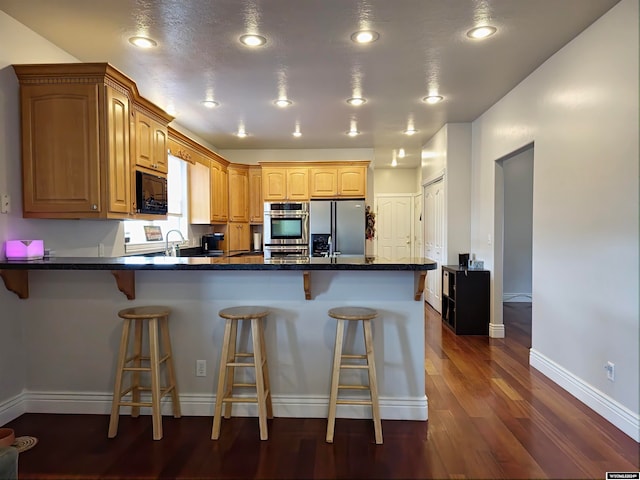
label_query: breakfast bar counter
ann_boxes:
[0,255,436,300]
[1,256,436,422]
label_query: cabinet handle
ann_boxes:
[91,204,97,210]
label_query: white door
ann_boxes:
[424,179,444,312]
[413,193,423,258]
[375,195,412,261]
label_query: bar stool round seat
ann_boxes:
[212,306,273,441]
[108,306,181,441]
[326,306,382,444]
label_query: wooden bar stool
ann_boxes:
[326,306,382,444]
[108,306,181,440]
[212,306,272,441]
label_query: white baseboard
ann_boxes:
[0,391,26,426]
[7,391,428,421]
[489,322,505,338]
[503,293,532,302]
[530,348,640,442]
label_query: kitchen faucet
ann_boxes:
[165,229,185,256]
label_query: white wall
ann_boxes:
[421,123,472,265]
[502,147,533,300]
[374,168,419,194]
[219,148,374,165]
[0,11,80,411]
[470,0,638,437]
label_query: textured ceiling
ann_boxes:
[0,0,620,167]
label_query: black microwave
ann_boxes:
[136,171,168,215]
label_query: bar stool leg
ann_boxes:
[131,319,143,418]
[108,318,132,438]
[223,320,238,419]
[212,319,233,440]
[363,319,383,444]
[160,314,181,418]
[252,318,268,440]
[148,317,162,440]
[258,318,273,418]
[326,319,345,443]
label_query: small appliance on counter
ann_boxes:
[5,239,44,260]
[201,233,224,256]
[458,253,470,267]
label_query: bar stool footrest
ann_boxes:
[336,399,373,406]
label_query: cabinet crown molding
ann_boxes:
[259,160,370,168]
[13,63,174,124]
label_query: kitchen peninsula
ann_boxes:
[0,255,436,421]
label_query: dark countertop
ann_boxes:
[0,255,437,271]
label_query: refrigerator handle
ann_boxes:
[331,202,337,256]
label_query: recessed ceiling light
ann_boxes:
[466,26,497,40]
[422,95,444,104]
[236,131,248,138]
[129,36,157,49]
[346,97,366,106]
[239,34,267,47]
[404,128,418,136]
[293,131,302,137]
[351,30,379,44]
[274,99,292,108]
[347,129,360,137]
[202,100,219,108]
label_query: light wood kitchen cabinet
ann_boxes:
[228,165,249,222]
[133,108,168,174]
[14,63,173,219]
[262,167,286,201]
[15,64,134,218]
[210,160,228,223]
[169,126,230,225]
[310,167,338,197]
[227,222,251,252]
[249,166,263,223]
[261,165,309,201]
[287,167,310,200]
[188,156,211,224]
[309,165,367,198]
[338,165,367,197]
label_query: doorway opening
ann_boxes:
[495,143,534,338]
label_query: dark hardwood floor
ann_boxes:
[5,303,639,479]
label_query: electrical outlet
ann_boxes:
[605,361,615,381]
[1,194,9,214]
[196,360,206,377]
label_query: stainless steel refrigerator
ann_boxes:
[309,199,365,256]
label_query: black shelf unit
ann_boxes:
[441,265,490,335]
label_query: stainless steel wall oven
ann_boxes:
[263,202,309,257]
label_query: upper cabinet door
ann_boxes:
[262,168,287,201]
[338,166,366,197]
[210,160,228,223]
[249,167,263,223]
[153,124,168,172]
[287,167,310,200]
[228,166,249,222]
[310,167,338,197]
[188,157,211,224]
[105,86,131,214]
[20,83,102,215]
[134,110,168,174]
